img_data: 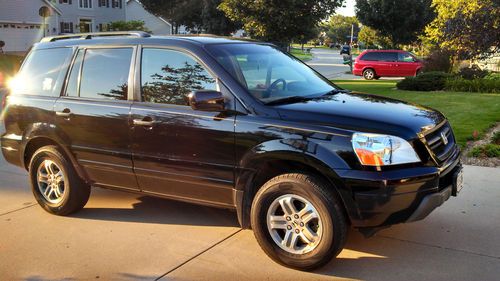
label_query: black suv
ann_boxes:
[1,32,463,270]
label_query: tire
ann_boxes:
[415,69,422,77]
[251,173,347,271]
[29,145,90,216]
[363,68,376,80]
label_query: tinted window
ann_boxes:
[65,49,84,97]
[378,52,398,61]
[11,48,72,96]
[360,52,380,61]
[141,48,217,105]
[79,48,133,100]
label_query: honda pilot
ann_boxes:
[0,32,463,270]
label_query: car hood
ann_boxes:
[275,92,445,140]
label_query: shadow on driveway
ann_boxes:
[72,194,240,228]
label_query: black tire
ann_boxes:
[251,173,347,271]
[363,68,376,80]
[415,69,422,77]
[29,145,90,215]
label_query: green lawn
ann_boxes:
[289,48,313,61]
[333,79,500,147]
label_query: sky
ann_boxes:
[336,0,356,17]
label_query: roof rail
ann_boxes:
[40,31,151,43]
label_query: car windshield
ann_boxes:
[206,43,337,104]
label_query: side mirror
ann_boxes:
[188,90,225,112]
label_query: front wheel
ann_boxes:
[29,145,90,216]
[251,173,347,270]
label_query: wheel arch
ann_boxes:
[234,140,358,229]
[21,125,90,183]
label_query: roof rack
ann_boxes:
[40,31,151,43]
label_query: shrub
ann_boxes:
[492,131,500,145]
[397,71,452,91]
[469,144,500,158]
[445,78,500,93]
[484,72,500,80]
[458,65,489,80]
[422,49,453,73]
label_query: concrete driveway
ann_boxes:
[0,147,499,280]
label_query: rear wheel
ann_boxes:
[363,68,376,80]
[251,173,347,270]
[29,145,90,215]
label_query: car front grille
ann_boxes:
[424,122,456,164]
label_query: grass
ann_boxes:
[289,48,313,61]
[332,79,500,147]
[0,54,23,87]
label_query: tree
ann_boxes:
[357,26,391,48]
[140,0,238,35]
[108,20,151,33]
[219,0,344,46]
[425,0,500,60]
[355,0,435,47]
[323,15,359,45]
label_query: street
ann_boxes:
[306,48,355,79]
[0,137,499,280]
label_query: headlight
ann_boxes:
[352,133,420,166]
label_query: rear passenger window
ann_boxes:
[79,48,133,100]
[141,48,217,106]
[12,48,72,96]
[360,52,380,61]
[378,52,398,61]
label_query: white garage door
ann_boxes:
[0,24,43,52]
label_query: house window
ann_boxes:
[98,0,109,7]
[59,0,72,4]
[60,22,74,33]
[79,0,92,9]
[111,0,122,8]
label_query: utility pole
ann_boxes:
[349,23,354,73]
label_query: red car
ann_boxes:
[353,50,422,80]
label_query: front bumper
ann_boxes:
[336,147,461,228]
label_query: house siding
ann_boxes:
[126,0,171,35]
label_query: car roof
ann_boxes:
[34,33,259,50]
[363,49,407,53]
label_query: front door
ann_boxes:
[54,47,138,190]
[79,19,92,33]
[397,52,419,76]
[131,48,236,207]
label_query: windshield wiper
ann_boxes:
[264,95,314,106]
[321,89,351,96]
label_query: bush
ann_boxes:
[445,78,500,93]
[492,132,500,145]
[397,71,452,91]
[469,144,500,158]
[484,72,500,80]
[458,65,489,80]
[422,49,453,73]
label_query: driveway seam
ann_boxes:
[378,235,500,260]
[0,203,37,217]
[155,229,243,281]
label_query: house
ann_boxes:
[55,0,126,34]
[0,0,61,52]
[126,0,171,35]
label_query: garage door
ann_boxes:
[0,24,42,52]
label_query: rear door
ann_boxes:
[377,52,399,76]
[130,47,236,207]
[54,46,139,191]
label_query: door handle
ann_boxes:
[56,108,71,118]
[133,117,155,127]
